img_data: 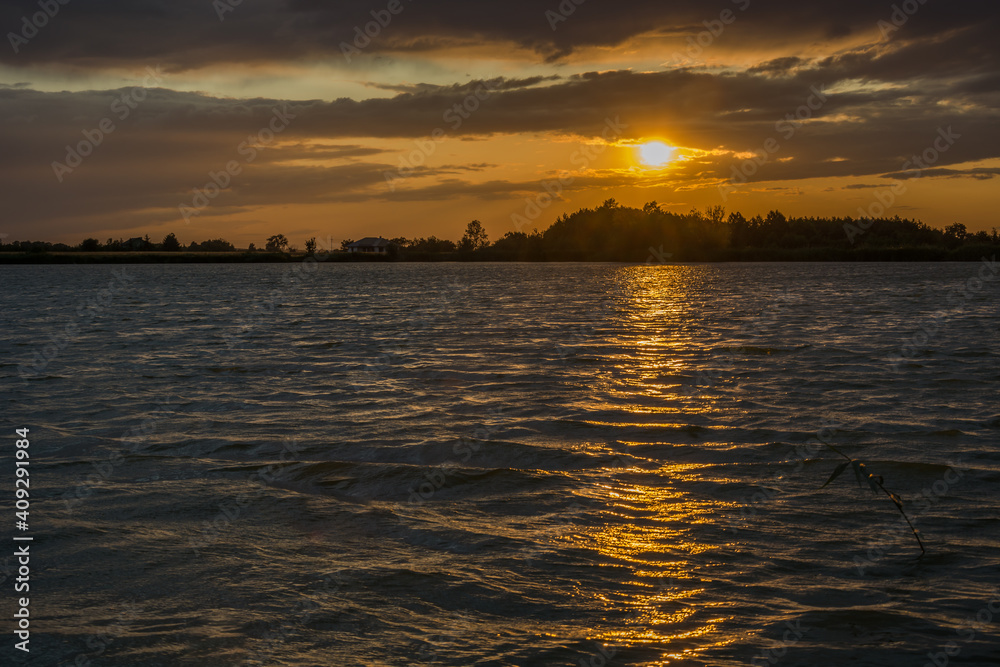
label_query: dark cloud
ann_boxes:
[367,76,560,95]
[0,1,991,69]
[747,57,805,75]
[1,1,997,239]
[882,167,1000,181]
[810,16,1000,87]
[2,52,998,236]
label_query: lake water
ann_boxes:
[2,262,999,666]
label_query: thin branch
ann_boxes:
[875,479,925,556]
[819,443,925,557]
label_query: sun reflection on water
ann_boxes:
[573,266,742,661]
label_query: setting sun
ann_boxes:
[638,141,676,167]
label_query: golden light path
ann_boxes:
[567,267,740,664]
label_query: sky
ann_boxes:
[1,0,998,247]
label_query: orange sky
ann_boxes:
[1,1,998,246]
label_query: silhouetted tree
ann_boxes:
[491,230,545,260]
[706,205,726,224]
[340,239,354,251]
[305,237,317,255]
[266,234,289,252]
[162,233,181,251]
[410,236,456,253]
[80,238,101,251]
[459,220,489,252]
[944,223,967,243]
[199,239,236,252]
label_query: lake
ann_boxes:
[2,262,999,666]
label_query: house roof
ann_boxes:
[348,237,391,247]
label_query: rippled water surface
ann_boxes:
[2,262,1000,666]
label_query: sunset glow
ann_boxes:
[638,142,677,168]
[0,2,996,246]
[3,5,999,666]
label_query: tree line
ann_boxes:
[2,233,237,253]
[391,203,998,261]
[3,202,997,261]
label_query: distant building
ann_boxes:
[347,237,392,254]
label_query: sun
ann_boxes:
[638,141,676,167]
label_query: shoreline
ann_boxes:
[1,248,997,264]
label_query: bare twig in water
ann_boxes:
[820,443,925,556]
